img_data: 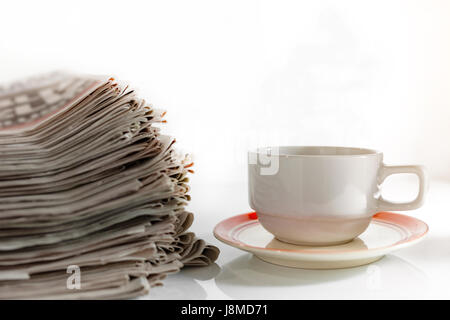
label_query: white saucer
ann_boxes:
[214,212,428,269]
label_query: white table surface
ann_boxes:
[144,178,450,300]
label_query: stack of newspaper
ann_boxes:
[0,73,219,299]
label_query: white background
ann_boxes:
[1,0,449,185]
[1,0,450,299]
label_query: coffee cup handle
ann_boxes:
[377,164,428,211]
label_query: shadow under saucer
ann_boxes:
[214,253,428,299]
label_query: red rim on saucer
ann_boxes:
[214,212,428,269]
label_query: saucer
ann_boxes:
[213,212,428,269]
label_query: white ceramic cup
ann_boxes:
[248,146,428,246]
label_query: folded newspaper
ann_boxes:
[0,72,219,299]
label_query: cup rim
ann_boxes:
[248,145,382,158]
